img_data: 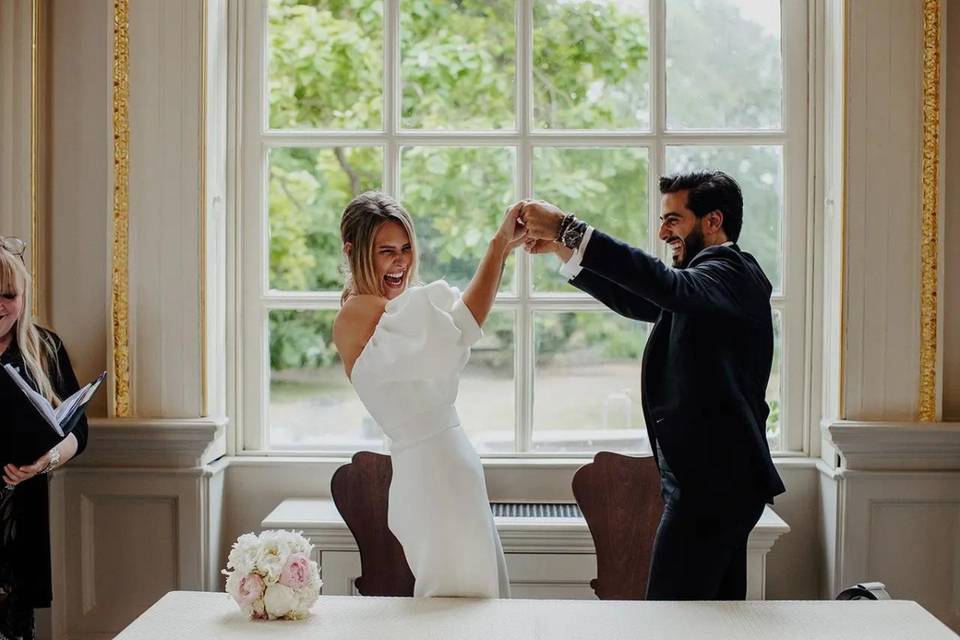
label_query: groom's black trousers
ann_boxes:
[644,456,766,601]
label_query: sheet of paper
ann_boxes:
[3,364,63,436]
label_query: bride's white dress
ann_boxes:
[350,280,510,598]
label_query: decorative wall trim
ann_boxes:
[111,0,132,417]
[30,0,40,318]
[79,417,228,468]
[79,494,96,615]
[822,419,960,470]
[839,0,849,419]
[200,0,208,416]
[918,0,941,421]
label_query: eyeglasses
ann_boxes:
[0,236,26,260]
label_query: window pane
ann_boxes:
[666,0,782,130]
[665,145,782,291]
[458,311,516,452]
[533,312,650,453]
[767,309,782,447]
[401,0,515,130]
[532,147,649,292]
[534,0,650,130]
[268,0,383,130]
[268,147,383,292]
[400,146,516,290]
[269,309,383,451]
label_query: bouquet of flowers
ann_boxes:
[223,530,322,620]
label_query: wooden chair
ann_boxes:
[330,451,415,596]
[572,451,664,600]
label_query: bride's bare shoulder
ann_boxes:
[333,295,388,378]
[336,295,387,329]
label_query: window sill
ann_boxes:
[262,497,791,555]
[226,450,819,469]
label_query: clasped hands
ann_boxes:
[3,453,50,487]
[496,199,571,258]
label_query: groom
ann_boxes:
[518,171,785,600]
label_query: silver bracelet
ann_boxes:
[42,448,62,474]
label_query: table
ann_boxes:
[114,591,958,639]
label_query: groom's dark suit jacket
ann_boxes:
[571,230,785,506]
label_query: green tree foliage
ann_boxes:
[264,0,783,431]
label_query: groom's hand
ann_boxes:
[519,200,566,240]
[525,237,574,263]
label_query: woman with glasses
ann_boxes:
[0,236,89,640]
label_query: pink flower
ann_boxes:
[235,573,265,607]
[278,553,310,590]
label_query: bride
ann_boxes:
[332,192,526,598]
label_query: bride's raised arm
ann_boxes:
[460,202,527,327]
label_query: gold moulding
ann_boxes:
[918,0,940,422]
[111,0,131,417]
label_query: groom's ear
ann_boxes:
[704,210,724,235]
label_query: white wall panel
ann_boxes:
[839,470,960,631]
[127,0,203,417]
[0,0,32,242]
[48,0,111,416]
[843,0,923,420]
[60,467,216,638]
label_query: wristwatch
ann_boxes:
[42,448,61,474]
[558,215,588,251]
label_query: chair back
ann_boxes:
[572,451,664,599]
[330,451,415,596]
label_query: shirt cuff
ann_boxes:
[557,226,594,280]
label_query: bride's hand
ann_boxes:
[495,201,529,253]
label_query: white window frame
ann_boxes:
[237,0,812,456]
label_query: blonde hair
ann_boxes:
[340,192,419,304]
[0,244,61,405]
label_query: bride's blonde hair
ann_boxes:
[0,243,61,404]
[340,192,419,303]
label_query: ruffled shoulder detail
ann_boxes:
[355,281,482,383]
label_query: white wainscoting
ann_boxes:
[838,471,960,631]
[824,421,960,471]
[58,469,202,638]
[823,420,960,632]
[261,498,790,601]
[51,419,228,640]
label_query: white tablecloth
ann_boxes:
[114,591,958,639]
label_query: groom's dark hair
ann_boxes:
[659,171,744,242]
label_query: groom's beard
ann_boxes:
[670,223,705,269]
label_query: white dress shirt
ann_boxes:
[558,228,734,280]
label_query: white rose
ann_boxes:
[255,547,285,582]
[263,583,298,620]
[296,583,320,613]
[285,530,312,556]
[225,571,243,601]
[279,530,312,558]
[227,533,260,575]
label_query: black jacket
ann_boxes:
[1,329,89,608]
[571,230,785,505]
